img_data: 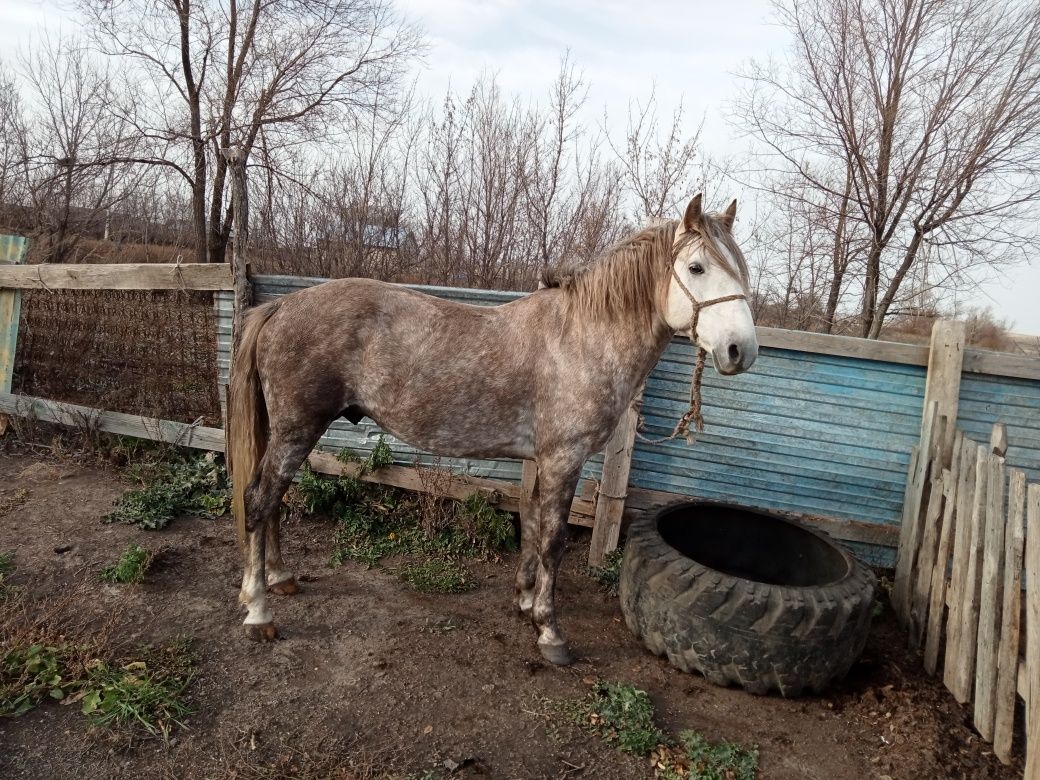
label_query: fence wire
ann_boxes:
[13,289,220,425]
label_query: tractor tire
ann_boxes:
[619,501,876,697]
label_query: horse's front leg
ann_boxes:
[514,462,539,616]
[530,456,583,666]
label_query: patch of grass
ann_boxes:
[107,454,229,530]
[398,559,474,594]
[560,681,759,779]
[0,551,13,577]
[1,632,194,740]
[677,730,759,780]
[580,681,667,755]
[99,544,153,585]
[587,547,624,597]
[0,487,29,516]
[457,492,517,554]
[80,638,195,740]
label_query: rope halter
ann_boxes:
[635,263,747,445]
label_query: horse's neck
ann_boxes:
[578,311,674,409]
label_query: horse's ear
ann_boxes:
[682,194,703,232]
[719,199,737,232]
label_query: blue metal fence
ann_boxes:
[216,276,1040,568]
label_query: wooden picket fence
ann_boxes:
[894,401,1040,774]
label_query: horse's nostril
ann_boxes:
[728,343,741,363]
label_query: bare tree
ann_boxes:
[79,0,422,263]
[14,37,142,263]
[609,90,703,221]
[736,0,1040,337]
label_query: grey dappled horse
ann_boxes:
[228,195,758,665]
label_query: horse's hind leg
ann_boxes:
[265,510,299,595]
[240,427,324,639]
[530,454,583,666]
[514,464,539,616]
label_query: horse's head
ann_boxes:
[662,195,758,376]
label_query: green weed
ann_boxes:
[80,639,195,739]
[677,730,759,780]
[398,559,474,594]
[457,492,517,554]
[583,681,667,755]
[587,547,624,597]
[100,544,153,585]
[107,454,229,530]
[0,551,13,577]
[0,643,75,716]
[1,635,195,740]
[560,681,759,778]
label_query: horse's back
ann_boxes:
[253,277,543,459]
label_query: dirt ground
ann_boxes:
[0,449,1025,779]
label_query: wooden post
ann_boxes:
[894,401,938,623]
[944,432,978,698]
[993,469,1026,764]
[949,443,989,703]
[974,442,1007,741]
[910,452,947,650]
[922,319,965,465]
[0,235,28,436]
[520,459,537,523]
[1025,484,1040,780]
[923,464,957,673]
[589,402,638,567]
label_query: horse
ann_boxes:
[227,194,758,666]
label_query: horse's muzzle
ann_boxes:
[711,337,759,376]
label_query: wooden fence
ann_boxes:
[4,231,1040,770]
[894,402,1040,774]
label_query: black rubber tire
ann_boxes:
[619,501,876,697]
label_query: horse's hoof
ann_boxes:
[269,576,300,596]
[538,641,575,666]
[244,622,278,642]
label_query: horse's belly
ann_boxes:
[367,405,535,461]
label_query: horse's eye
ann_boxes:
[689,262,705,275]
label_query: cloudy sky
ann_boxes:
[2,0,1038,334]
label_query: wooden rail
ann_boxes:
[0,262,234,290]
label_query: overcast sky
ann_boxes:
[2,0,1038,335]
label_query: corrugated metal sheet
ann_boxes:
[957,372,1040,484]
[215,275,1040,570]
[216,279,602,484]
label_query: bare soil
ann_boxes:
[0,450,1023,779]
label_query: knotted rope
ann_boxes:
[635,265,746,445]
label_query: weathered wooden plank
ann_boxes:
[993,469,1026,763]
[944,432,977,698]
[589,404,638,567]
[0,392,225,451]
[757,325,1040,381]
[0,263,234,290]
[911,462,947,650]
[755,326,929,366]
[307,451,597,525]
[949,444,990,704]
[924,320,965,465]
[924,466,957,674]
[894,402,939,624]
[0,236,27,414]
[1026,484,1040,780]
[963,347,1040,383]
[974,448,1007,741]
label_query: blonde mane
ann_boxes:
[540,213,749,328]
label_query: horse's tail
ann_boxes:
[228,301,280,549]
